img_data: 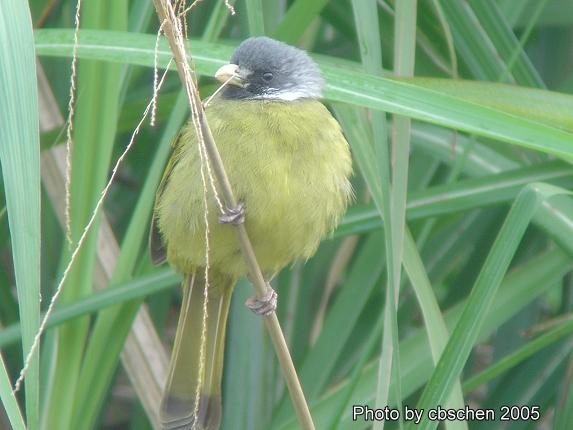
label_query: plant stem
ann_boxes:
[151,1,315,429]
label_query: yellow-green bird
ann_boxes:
[150,36,352,430]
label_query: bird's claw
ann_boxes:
[245,287,277,316]
[219,202,245,225]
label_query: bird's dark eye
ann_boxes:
[262,72,273,81]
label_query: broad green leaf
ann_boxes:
[34,30,573,160]
[0,2,41,429]
[44,4,128,430]
[409,78,572,132]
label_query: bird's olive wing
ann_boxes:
[148,132,183,265]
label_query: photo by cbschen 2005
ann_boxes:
[352,404,540,425]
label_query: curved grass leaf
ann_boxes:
[408,78,572,132]
[337,161,573,256]
[34,29,573,161]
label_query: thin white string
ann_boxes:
[63,0,83,248]
[224,0,236,15]
[170,9,224,216]
[178,0,203,17]
[178,0,236,17]
[203,73,235,107]
[179,0,189,40]
[13,60,174,394]
[165,3,215,424]
[151,19,167,126]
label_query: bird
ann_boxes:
[149,36,353,430]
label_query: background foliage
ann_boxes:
[1,0,573,429]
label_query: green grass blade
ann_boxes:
[429,0,458,77]
[273,0,329,44]
[408,78,573,133]
[44,3,128,429]
[532,196,573,257]
[0,269,178,348]
[375,2,417,426]
[0,2,41,429]
[411,124,519,174]
[438,0,507,81]
[337,161,573,260]
[405,161,573,220]
[0,354,25,430]
[321,72,573,160]
[245,0,265,35]
[328,315,384,430]
[222,281,270,430]
[463,317,573,393]
[33,30,573,133]
[403,230,467,430]
[128,0,155,32]
[469,0,544,87]
[202,0,238,41]
[555,340,573,430]
[484,337,573,415]
[349,2,396,426]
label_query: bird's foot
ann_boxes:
[219,202,245,225]
[245,286,277,316]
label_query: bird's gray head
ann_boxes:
[215,37,323,101]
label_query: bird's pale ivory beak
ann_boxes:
[215,63,243,86]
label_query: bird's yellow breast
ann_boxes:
[156,98,352,278]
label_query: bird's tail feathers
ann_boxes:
[160,270,234,430]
